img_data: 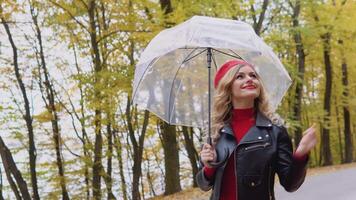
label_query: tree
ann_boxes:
[289,0,307,148]
[0,2,40,199]
[0,136,31,200]
[158,0,182,195]
[339,40,353,163]
[181,126,199,187]
[29,2,70,198]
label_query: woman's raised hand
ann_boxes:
[200,143,217,168]
[295,123,318,156]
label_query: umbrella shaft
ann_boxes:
[207,48,212,145]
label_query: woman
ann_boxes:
[196,59,317,200]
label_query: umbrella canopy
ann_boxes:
[132,15,291,129]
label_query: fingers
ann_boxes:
[202,143,213,150]
[200,143,216,164]
[201,144,214,156]
[298,123,318,154]
[303,123,317,135]
[200,151,215,161]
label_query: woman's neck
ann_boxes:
[232,98,254,109]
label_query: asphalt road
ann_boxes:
[275,167,356,200]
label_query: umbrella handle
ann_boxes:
[207,148,229,168]
[206,48,228,168]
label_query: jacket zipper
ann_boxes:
[244,142,270,151]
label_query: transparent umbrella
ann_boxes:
[131,16,291,164]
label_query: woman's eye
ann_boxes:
[236,75,243,79]
[250,74,257,78]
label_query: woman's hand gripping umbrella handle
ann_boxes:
[201,138,229,168]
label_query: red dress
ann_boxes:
[203,108,307,200]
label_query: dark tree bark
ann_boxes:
[338,40,353,163]
[182,126,199,187]
[0,165,4,200]
[159,0,172,14]
[106,118,115,200]
[159,121,182,195]
[0,136,31,200]
[113,131,128,200]
[97,1,116,198]
[86,0,104,199]
[321,32,333,166]
[335,95,344,162]
[127,96,150,200]
[290,0,306,149]
[250,0,269,35]
[0,7,40,200]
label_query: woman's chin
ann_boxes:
[239,93,259,99]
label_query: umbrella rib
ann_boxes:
[167,48,199,123]
[211,50,218,71]
[182,48,207,64]
[228,49,244,60]
[181,47,200,63]
[131,57,158,104]
[212,48,243,60]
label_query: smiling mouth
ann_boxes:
[242,85,256,89]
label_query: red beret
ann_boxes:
[214,59,253,89]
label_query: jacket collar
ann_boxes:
[220,111,272,137]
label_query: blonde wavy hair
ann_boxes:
[211,63,282,143]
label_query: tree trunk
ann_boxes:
[87,0,104,198]
[250,0,269,35]
[29,4,70,198]
[130,111,149,200]
[160,121,182,195]
[0,136,31,199]
[0,9,40,200]
[127,95,150,200]
[291,0,306,148]
[159,0,172,14]
[113,131,128,200]
[106,119,115,200]
[339,40,353,163]
[335,96,344,162]
[0,165,4,200]
[321,32,333,166]
[182,126,199,187]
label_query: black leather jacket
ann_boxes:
[196,111,308,200]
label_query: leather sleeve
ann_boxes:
[275,126,309,192]
[196,158,215,191]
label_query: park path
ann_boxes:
[275,164,356,200]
